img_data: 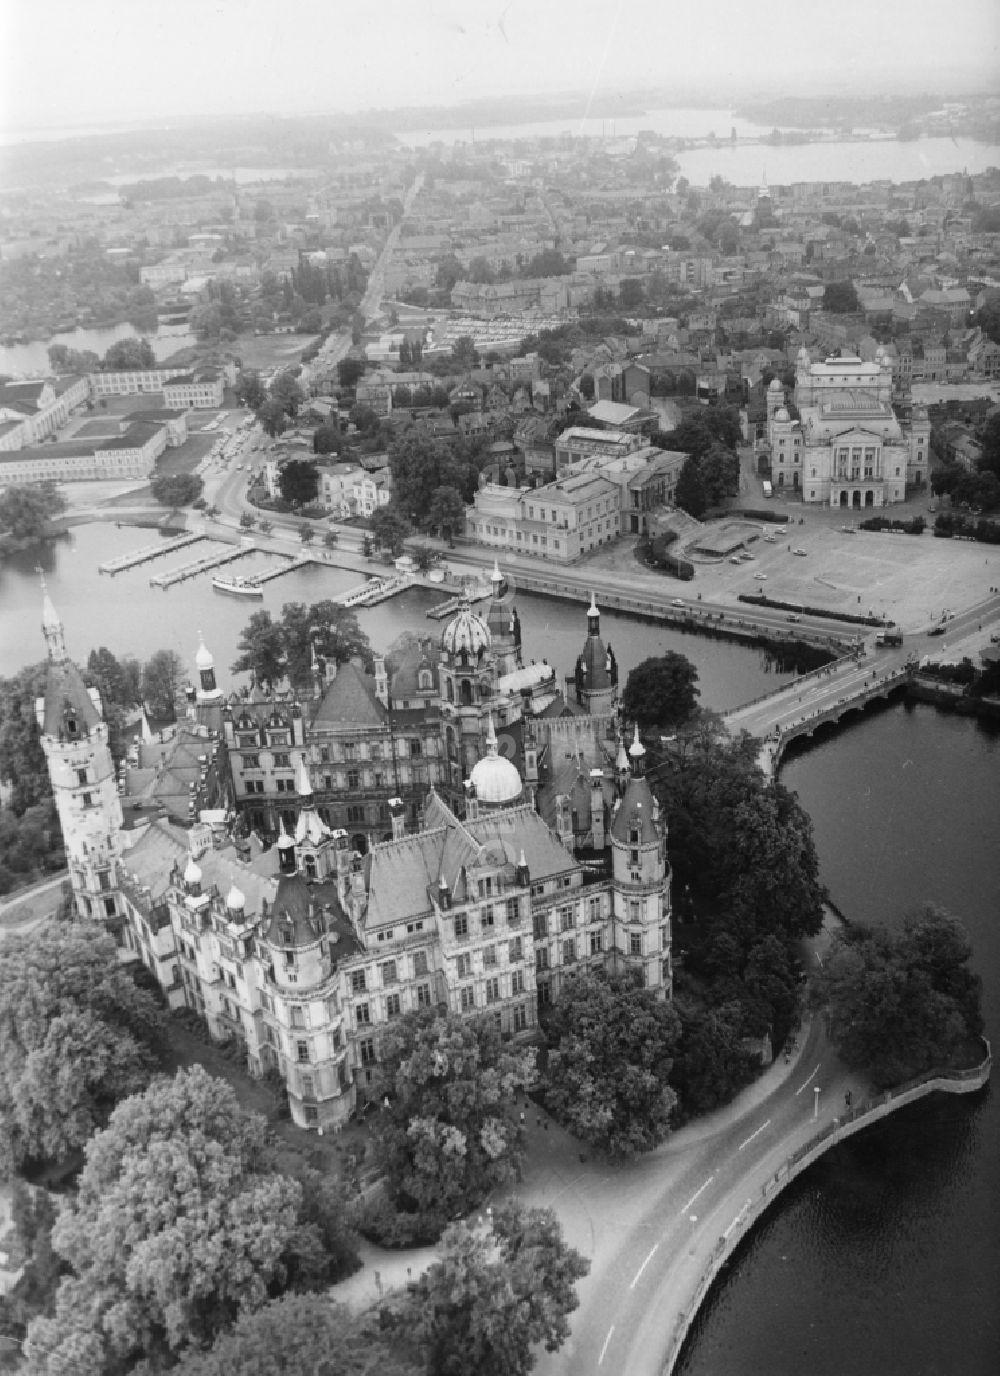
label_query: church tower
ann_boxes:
[485,561,521,677]
[194,633,224,707]
[610,726,671,997]
[35,585,124,929]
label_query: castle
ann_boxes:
[38,577,672,1132]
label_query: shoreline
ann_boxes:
[660,1038,992,1376]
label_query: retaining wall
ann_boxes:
[660,1040,992,1376]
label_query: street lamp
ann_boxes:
[813,1085,820,1120]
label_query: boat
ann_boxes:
[212,574,263,598]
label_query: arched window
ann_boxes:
[460,680,472,706]
[446,680,454,703]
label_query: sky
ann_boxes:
[1,0,998,138]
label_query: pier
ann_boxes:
[99,533,204,575]
[340,574,411,608]
[149,546,253,589]
[426,587,488,619]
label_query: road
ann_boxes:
[726,588,1000,744]
[299,173,424,392]
[547,1012,857,1376]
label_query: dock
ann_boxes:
[150,547,253,589]
[99,533,204,575]
[245,553,305,586]
[426,587,488,620]
[341,574,411,608]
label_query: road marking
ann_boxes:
[795,1064,821,1095]
[598,1326,614,1366]
[680,1177,714,1215]
[723,1201,751,1239]
[738,1119,771,1151]
[630,1243,659,1290]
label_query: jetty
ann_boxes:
[341,574,410,608]
[426,587,488,620]
[99,533,204,575]
[150,546,253,589]
[245,553,304,586]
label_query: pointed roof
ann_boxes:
[195,634,214,672]
[310,660,385,727]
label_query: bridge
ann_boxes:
[723,653,917,775]
[723,589,1000,774]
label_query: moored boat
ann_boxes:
[212,574,263,598]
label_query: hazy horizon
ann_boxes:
[2,0,998,142]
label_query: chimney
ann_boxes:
[388,796,405,840]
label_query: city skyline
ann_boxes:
[2,0,999,140]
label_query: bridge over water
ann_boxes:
[723,650,917,776]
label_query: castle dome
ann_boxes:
[183,855,202,886]
[469,717,522,806]
[442,596,491,659]
[226,880,245,911]
[768,376,784,393]
[774,406,790,422]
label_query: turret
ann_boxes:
[195,633,223,704]
[574,593,616,715]
[36,582,124,927]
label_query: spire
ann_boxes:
[628,723,646,778]
[40,575,67,664]
[587,592,600,637]
[485,714,498,756]
[195,633,214,672]
[491,559,503,589]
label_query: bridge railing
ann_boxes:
[723,651,858,721]
[659,1037,991,1376]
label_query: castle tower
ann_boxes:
[438,593,496,802]
[573,594,617,715]
[292,752,335,881]
[485,561,520,676]
[35,584,124,928]
[610,725,671,997]
[194,633,224,706]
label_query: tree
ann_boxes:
[811,905,983,1089]
[623,654,700,731]
[337,357,365,390]
[372,1010,536,1242]
[976,290,1000,346]
[231,610,286,689]
[370,506,411,557]
[298,522,315,544]
[426,484,466,542]
[24,1069,307,1373]
[234,370,267,410]
[823,280,860,314]
[170,1295,417,1376]
[279,459,320,507]
[0,482,67,541]
[0,926,166,1170]
[403,1204,588,1376]
[269,370,304,418]
[451,335,479,372]
[349,403,379,434]
[670,1003,757,1116]
[0,662,52,814]
[141,648,183,720]
[239,511,256,530]
[979,410,1000,481]
[149,471,203,507]
[0,1182,65,1343]
[256,397,288,438]
[387,432,476,524]
[699,441,740,505]
[674,456,707,518]
[102,337,156,371]
[313,421,342,455]
[543,972,681,1156]
[190,302,222,342]
[654,733,824,957]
